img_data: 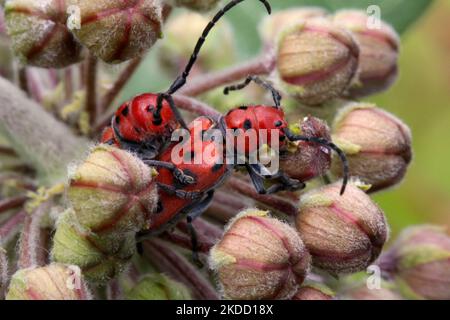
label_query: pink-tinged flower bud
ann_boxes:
[259,7,328,45]
[339,280,402,300]
[52,209,136,284]
[331,103,412,193]
[5,0,83,68]
[125,273,192,300]
[333,10,400,98]
[6,263,92,300]
[296,181,388,275]
[292,282,334,300]
[165,0,221,12]
[280,116,332,181]
[277,18,359,106]
[380,225,450,300]
[158,12,235,77]
[210,209,311,300]
[70,0,163,63]
[68,145,158,235]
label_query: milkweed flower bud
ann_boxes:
[296,181,388,275]
[380,225,450,300]
[292,282,334,300]
[126,273,192,300]
[210,209,311,300]
[331,103,412,192]
[340,281,402,300]
[158,12,235,77]
[259,7,328,45]
[6,263,92,300]
[5,0,83,68]
[68,145,158,235]
[165,0,221,12]
[333,10,400,98]
[277,18,359,106]
[52,210,136,284]
[69,0,163,63]
[280,116,332,181]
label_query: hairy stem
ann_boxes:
[0,246,8,299]
[85,54,98,127]
[0,196,28,215]
[173,94,220,117]
[0,77,89,185]
[0,210,26,245]
[179,52,276,97]
[18,67,29,95]
[100,57,143,114]
[143,239,218,300]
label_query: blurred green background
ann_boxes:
[123,0,450,238]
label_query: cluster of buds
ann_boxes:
[296,181,388,275]
[125,273,192,300]
[209,209,311,300]
[280,116,332,182]
[262,9,399,105]
[6,263,91,300]
[379,225,450,300]
[331,102,412,192]
[51,145,158,283]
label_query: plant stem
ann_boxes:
[0,77,89,185]
[173,94,220,117]
[100,57,143,114]
[85,54,98,127]
[64,67,73,102]
[227,176,298,217]
[0,145,16,156]
[178,52,276,97]
[106,279,123,300]
[0,196,28,215]
[0,210,26,245]
[18,67,29,95]
[143,239,218,300]
[0,246,8,299]
[17,202,51,269]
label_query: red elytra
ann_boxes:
[224,105,289,154]
[148,116,230,233]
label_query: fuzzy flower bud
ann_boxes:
[68,145,158,235]
[340,281,402,300]
[158,12,235,77]
[380,225,450,300]
[259,7,328,45]
[296,181,388,275]
[165,0,221,12]
[280,116,332,181]
[69,0,163,63]
[210,209,311,300]
[5,0,83,68]
[333,10,400,98]
[331,103,412,192]
[126,273,192,300]
[277,18,359,106]
[292,282,334,300]
[52,209,136,284]
[6,263,91,300]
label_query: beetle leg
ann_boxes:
[245,163,305,194]
[157,183,202,200]
[143,160,196,186]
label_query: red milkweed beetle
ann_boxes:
[101,0,272,160]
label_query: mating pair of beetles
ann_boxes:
[100,0,349,259]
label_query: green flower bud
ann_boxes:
[69,0,163,63]
[158,12,236,77]
[165,0,221,12]
[277,18,359,106]
[259,7,328,45]
[126,273,192,300]
[68,145,158,235]
[52,209,136,284]
[381,225,450,300]
[333,10,400,98]
[6,263,91,300]
[5,0,83,68]
[280,116,332,181]
[331,103,412,193]
[296,181,388,275]
[292,281,334,300]
[210,208,311,300]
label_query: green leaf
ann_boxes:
[226,0,433,58]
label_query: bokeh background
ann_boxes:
[122,0,450,238]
